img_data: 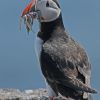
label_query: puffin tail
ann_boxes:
[67,77,97,94]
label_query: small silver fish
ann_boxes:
[20,12,37,33]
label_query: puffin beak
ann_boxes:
[20,0,37,32]
[21,0,37,17]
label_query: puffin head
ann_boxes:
[21,0,61,22]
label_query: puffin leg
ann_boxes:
[50,96,54,100]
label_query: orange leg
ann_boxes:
[50,96,54,100]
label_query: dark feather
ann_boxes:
[40,28,97,99]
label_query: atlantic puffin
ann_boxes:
[21,0,97,99]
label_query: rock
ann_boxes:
[0,88,92,100]
[0,88,48,100]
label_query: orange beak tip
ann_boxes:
[21,0,37,17]
[22,3,32,17]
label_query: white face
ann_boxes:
[36,0,61,22]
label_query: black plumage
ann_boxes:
[38,11,96,100]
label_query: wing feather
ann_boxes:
[41,33,97,94]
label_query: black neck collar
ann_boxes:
[37,14,65,42]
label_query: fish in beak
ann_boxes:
[20,0,37,33]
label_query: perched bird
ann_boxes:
[21,0,97,99]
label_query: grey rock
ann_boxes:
[0,88,48,100]
[0,89,92,100]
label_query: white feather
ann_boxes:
[35,36,43,58]
[45,80,57,97]
[35,36,57,97]
[36,0,61,22]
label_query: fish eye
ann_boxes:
[46,1,50,7]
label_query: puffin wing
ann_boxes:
[41,35,97,94]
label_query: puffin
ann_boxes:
[21,0,97,99]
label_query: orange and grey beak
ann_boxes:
[21,0,37,17]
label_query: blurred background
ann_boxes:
[0,0,99,99]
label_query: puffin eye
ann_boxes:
[46,1,50,7]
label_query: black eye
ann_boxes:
[46,1,49,7]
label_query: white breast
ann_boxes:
[35,36,43,59]
[35,36,57,97]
